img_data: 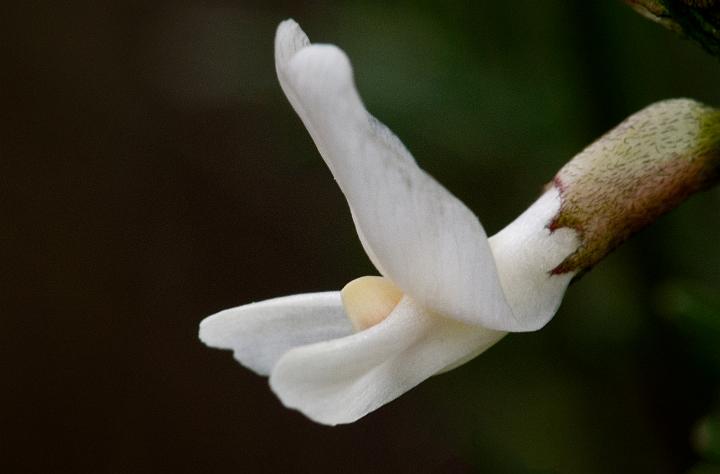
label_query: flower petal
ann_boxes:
[275,20,516,330]
[269,296,506,425]
[275,20,579,331]
[489,187,581,330]
[199,292,353,376]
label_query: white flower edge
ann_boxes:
[275,19,578,332]
[488,188,579,322]
[199,292,352,376]
[269,296,506,425]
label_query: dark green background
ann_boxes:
[4,1,720,472]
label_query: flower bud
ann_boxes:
[549,99,720,274]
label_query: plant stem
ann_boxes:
[626,0,720,58]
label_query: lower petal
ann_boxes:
[199,292,353,376]
[269,297,506,425]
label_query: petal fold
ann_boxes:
[275,20,533,331]
[199,292,353,376]
[269,296,506,425]
[488,187,581,330]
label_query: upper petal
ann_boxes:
[275,20,533,331]
[199,292,353,376]
[269,296,506,425]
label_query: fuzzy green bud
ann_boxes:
[549,99,720,275]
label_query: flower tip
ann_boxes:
[276,18,301,40]
[341,276,403,331]
[275,18,310,68]
[197,311,223,347]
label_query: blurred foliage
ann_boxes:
[626,0,720,58]
[659,280,720,374]
[694,411,720,461]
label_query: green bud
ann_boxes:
[549,99,720,274]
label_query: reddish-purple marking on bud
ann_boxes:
[548,99,720,275]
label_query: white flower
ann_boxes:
[199,19,580,425]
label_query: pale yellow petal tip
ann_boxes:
[341,276,403,331]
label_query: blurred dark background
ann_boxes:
[4,1,720,472]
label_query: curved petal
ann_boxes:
[275,20,528,331]
[269,296,506,425]
[488,187,581,330]
[199,292,353,376]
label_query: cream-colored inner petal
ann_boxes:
[341,276,403,331]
